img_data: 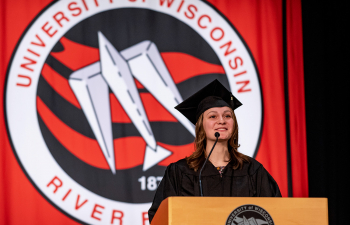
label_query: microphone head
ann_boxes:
[215,132,220,138]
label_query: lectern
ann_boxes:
[151,197,328,225]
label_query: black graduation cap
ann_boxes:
[175,79,242,124]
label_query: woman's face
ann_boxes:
[202,106,234,142]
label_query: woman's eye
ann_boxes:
[225,115,232,118]
[210,115,216,118]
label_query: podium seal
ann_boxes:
[226,204,275,225]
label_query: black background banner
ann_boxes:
[303,0,349,224]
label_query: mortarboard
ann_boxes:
[175,79,242,125]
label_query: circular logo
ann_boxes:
[226,204,275,225]
[5,0,262,224]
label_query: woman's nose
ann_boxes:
[217,116,226,124]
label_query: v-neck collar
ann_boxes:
[199,160,232,176]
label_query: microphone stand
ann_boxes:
[199,132,220,197]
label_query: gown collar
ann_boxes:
[198,159,251,177]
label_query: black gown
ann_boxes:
[148,157,281,222]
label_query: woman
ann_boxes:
[148,80,281,223]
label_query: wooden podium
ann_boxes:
[151,197,328,225]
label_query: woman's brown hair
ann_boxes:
[186,109,249,171]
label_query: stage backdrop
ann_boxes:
[0,0,307,224]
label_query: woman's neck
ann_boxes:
[205,140,230,167]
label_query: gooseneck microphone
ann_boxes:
[199,132,220,196]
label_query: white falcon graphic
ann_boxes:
[69,32,195,173]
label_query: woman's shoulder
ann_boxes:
[166,158,195,174]
[233,156,263,176]
[246,156,262,168]
[165,156,266,176]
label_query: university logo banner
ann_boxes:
[0,0,307,224]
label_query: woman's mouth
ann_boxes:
[215,128,227,131]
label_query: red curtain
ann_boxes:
[0,0,307,224]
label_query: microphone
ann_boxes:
[199,132,220,196]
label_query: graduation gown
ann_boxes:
[148,157,281,222]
